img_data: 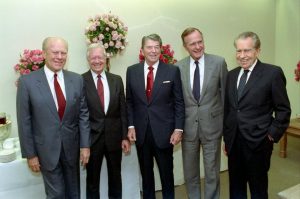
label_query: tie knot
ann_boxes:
[195,61,199,66]
[54,73,58,78]
[244,69,249,74]
[148,66,154,71]
[97,74,101,79]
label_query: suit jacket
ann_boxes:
[126,61,185,148]
[176,54,227,141]
[223,60,291,154]
[17,68,90,171]
[82,71,127,151]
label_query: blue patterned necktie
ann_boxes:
[237,69,249,100]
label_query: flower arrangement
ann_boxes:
[14,49,45,75]
[85,13,128,58]
[294,60,300,82]
[139,44,177,64]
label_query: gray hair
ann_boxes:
[234,31,261,49]
[42,37,68,51]
[86,43,107,59]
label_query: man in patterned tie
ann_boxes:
[126,34,185,199]
[223,31,291,198]
[17,37,90,199]
[176,27,228,199]
[82,43,130,199]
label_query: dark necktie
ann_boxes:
[193,61,200,101]
[97,74,104,112]
[54,73,66,121]
[237,69,249,100]
[146,66,154,102]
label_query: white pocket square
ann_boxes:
[163,80,171,83]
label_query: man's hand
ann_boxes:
[27,156,40,172]
[127,128,136,144]
[121,139,131,154]
[170,130,182,145]
[80,148,90,167]
[222,143,227,156]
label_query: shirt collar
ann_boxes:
[44,65,64,80]
[189,54,205,66]
[90,69,107,81]
[144,60,159,71]
[240,59,257,73]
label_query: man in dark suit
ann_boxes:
[223,31,291,199]
[17,37,90,199]
[176,27,228,199]
[82,43,130,199]
[126,34,185,199]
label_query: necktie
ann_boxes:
[237,69,249,100]
[97,74,104,112]
[146,66,154,102]
[193,61,200,101]
[54,73,66,121]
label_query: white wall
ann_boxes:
[275,0,300,117]
[0,0,279,137]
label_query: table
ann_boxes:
[279,118,300,158]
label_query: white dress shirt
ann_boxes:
[44,66,66,111]
[144,61,159,89]
[91,70,110,114]
[189,55,205,94]
[236,59,257,88]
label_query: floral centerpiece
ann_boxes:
[85,12,128,71]
[294,60,300,81]
[14,49,45,76]
[139,44,177,64]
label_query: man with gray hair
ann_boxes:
[223,31,291,198]
[82,43,130,199]
[17,37,90,198]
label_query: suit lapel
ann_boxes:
[84,71,104,113]
[36,69,60,120]
[106,72,114,114]
[135,63,148,103]
[231,68,240,105]
[239,61,263,101]
[200,55,213,103]
[150,61,167,103]
[63,71,74,120]
[181,57,197,103]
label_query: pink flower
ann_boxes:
[14,49,45,79]
[32,65,40,71]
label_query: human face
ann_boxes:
[235,37,260,69]
[141,39,161,66]
[183,31,205,60]
[88,47,106,74]
[43,38,68,72]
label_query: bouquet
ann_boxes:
[14,49,45,75]
[85,13,128,58]
[139,44,177,64]
[294,60,300,81]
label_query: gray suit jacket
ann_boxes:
[17,68,90,171]
[176,53,227,141]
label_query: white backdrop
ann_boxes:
[0,0,299,198]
